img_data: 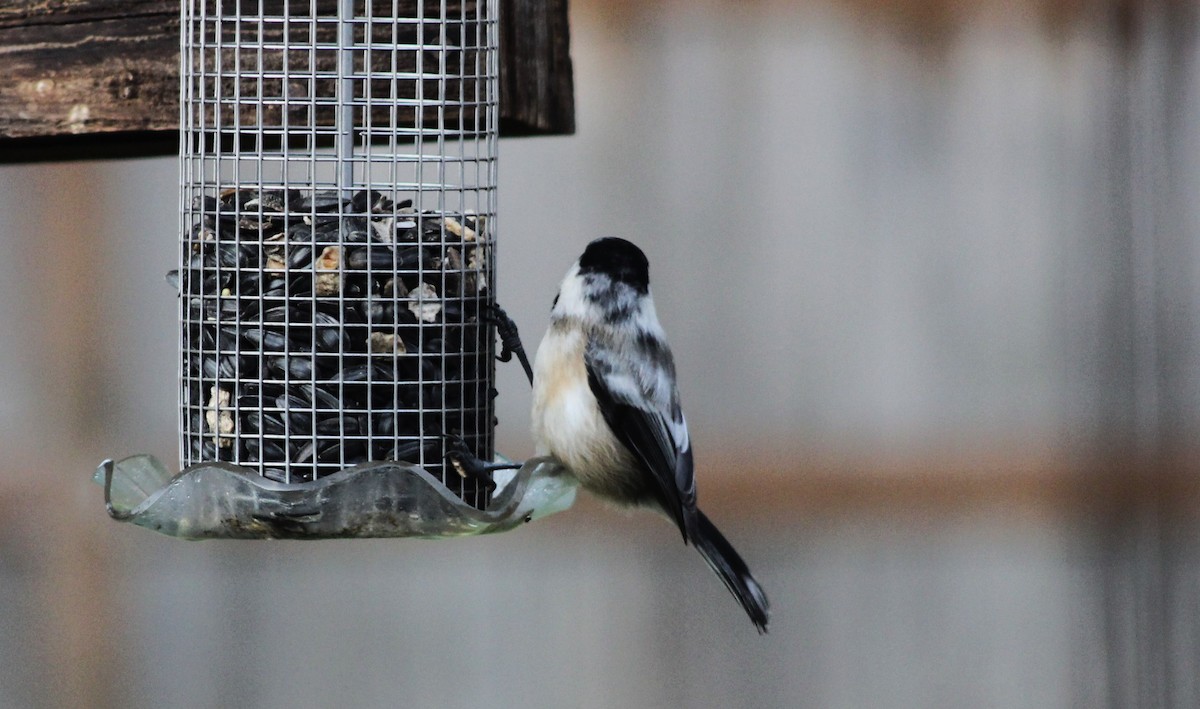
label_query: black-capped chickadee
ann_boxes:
[531,237,770,633]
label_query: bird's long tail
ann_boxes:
[694,510,770,633]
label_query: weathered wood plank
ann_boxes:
[0,13,180,137]
[0,0,167,25]
[0,0,574,162]
[499,0,573,135]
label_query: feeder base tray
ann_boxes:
[92,455,577,540]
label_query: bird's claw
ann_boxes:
[441,434,521,493]
[445,450,499,493]
[483,302,534,385]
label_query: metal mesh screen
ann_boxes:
[179,0,498,506]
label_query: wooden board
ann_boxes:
[0,0,574,162]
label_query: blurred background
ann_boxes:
[1,0,1199,706]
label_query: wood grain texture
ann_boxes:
[0,0,574,162]
[499,0,573,135]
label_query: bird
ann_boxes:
[529,236,770,633]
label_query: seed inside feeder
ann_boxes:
[314,245,341,296]
[407,282,442,323]
[205,386,234,447]
[180,188,492,487]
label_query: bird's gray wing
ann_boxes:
[585,337,698,542]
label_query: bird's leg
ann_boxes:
[484,302,534,386]
[442,434,521,493]
[453,305,532,493]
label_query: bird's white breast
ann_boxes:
[531,325,638,499]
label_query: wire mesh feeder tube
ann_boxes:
[179,0,499,507]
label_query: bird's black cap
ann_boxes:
[578,237,650,294]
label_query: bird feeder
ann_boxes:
[94,0,576,538]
